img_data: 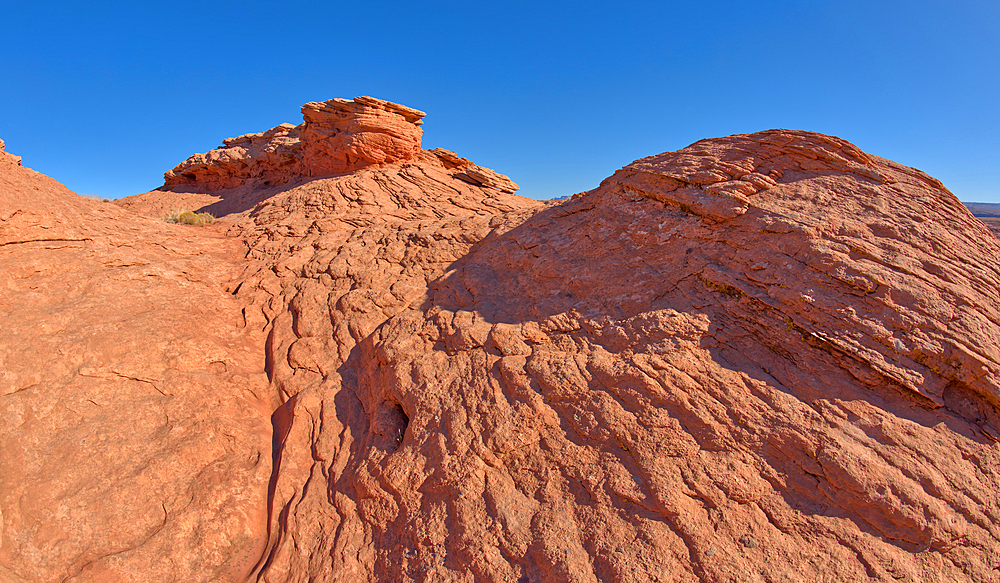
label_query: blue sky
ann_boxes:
[2,1,998,201]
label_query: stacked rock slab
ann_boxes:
[3,105,1000,583]
[298,96,425,177]
[429,147,521,193]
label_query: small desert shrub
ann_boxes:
[162,210,215,226]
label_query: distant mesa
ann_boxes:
[964,202,1000,217]
[965,202,1000,238]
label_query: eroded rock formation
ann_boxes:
[164,97,435,191]
[3,102,1000,583]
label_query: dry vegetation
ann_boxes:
[162,210,215,226]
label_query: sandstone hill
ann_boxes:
[2,100,999,583]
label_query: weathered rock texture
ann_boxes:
[4,114,1000,583]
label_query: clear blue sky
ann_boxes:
[2,1,998,202]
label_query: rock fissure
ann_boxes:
[0,237,92,247]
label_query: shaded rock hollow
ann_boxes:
[2,98,1000,583]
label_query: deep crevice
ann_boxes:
[252,396,297,579]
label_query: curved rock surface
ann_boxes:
[3,116,1000,583]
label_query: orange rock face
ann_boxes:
[4,108,1000,583]
[0,150,271,581]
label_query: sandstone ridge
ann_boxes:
[3,118,1000,583]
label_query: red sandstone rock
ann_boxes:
[299,96,425,177]
[4,114,1000,583]
[163,96,428,191]
[427,148,521,193]
[0,151,271,582]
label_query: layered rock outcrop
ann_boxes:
[164,96,426,190]
[162,96,500,194]
[3,107,1000,583]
